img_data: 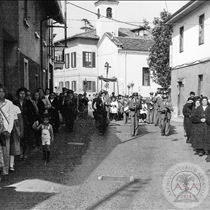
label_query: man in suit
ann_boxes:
[129,92,141,137]
[159,91,174,136]
[153,90,162,127]
[146,92,155,124]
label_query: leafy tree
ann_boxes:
[80,18,95,32]
[148,9,173,88]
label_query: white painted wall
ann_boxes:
[97,35,159,97]
[97,35,119,93]
[95,1,119,38]
[118,51,159,97]
[171,1,210,67]
[54,39,98,94]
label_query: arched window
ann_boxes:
[97,9,100,19]
[106,7,112,18]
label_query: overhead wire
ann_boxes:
[66,1,141,28]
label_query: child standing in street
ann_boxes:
[33,114,54,162]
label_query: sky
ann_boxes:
[54,1,189,41]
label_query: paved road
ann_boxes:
[0,117,210,210]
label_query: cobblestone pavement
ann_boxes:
[0,116,210,210]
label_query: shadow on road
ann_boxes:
[169,125,178,135]
[0,186,56,210]
[85,178,151,210]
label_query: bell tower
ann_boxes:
[95,0,119,39]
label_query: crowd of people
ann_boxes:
[183,91,210,162]
[0,83,176,181]
[90,90,174,137]
[0,85,89,181]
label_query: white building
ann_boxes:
[165,0,210,117]
[54,30,99,94]
[54,0,160,97]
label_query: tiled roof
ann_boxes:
[106,33,153,51]
[70,29,99,39]
[118,28,141,38]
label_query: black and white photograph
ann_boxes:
[0,0,210,209]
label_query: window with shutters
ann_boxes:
[59,81,64,92]
[142,68,150,86]
[72,81,76,91]
[179,26,184,53]
[83,81,96,92]
[71,52,76,68]
[65,53,70,69]
[65,81,70,89]
[82,52,96,68]
[199,14,204,45]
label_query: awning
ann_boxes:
[98,76,117,82]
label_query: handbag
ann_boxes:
[124,106,129,113]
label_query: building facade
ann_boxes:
[166,0,209,117]
[0,0,64,96]
[54,30,99,94]
[54,0,160,97]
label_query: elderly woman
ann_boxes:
[182,97,194,144]
[0,84,14,180]
[191,97,210,161]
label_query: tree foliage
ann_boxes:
[148,10,173,88]
[80,18,95,32]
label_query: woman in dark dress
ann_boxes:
[13,87,36,160]
[48,92,60,133]
[191,98,201,151]
[191,97,210,161]
[33,92,46,146]
[182,98,194,143]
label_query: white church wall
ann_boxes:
[97,36,119,94]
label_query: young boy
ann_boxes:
[33,114,54,162]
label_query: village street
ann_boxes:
[0,114,209,210]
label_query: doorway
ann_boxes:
[178,81,184,116]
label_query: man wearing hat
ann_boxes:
[129,92,142,137]
[159,91,174,136]
[146,92,155,124]
[153,90,162,127]
[183,97,194,143]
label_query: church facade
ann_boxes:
[54,0,159,97]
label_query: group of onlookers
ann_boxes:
[183,91,210,162]
[0,85,89,181]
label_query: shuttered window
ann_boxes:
[82,52,96,68]
[65,81,70,89]
[83,81,96,92]
[59,81,64,92]
[65,53,70,69]
[72,81,76,91]
[71,52,76,68]
[142,68,150,86]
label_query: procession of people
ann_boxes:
[4,81,210,183]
